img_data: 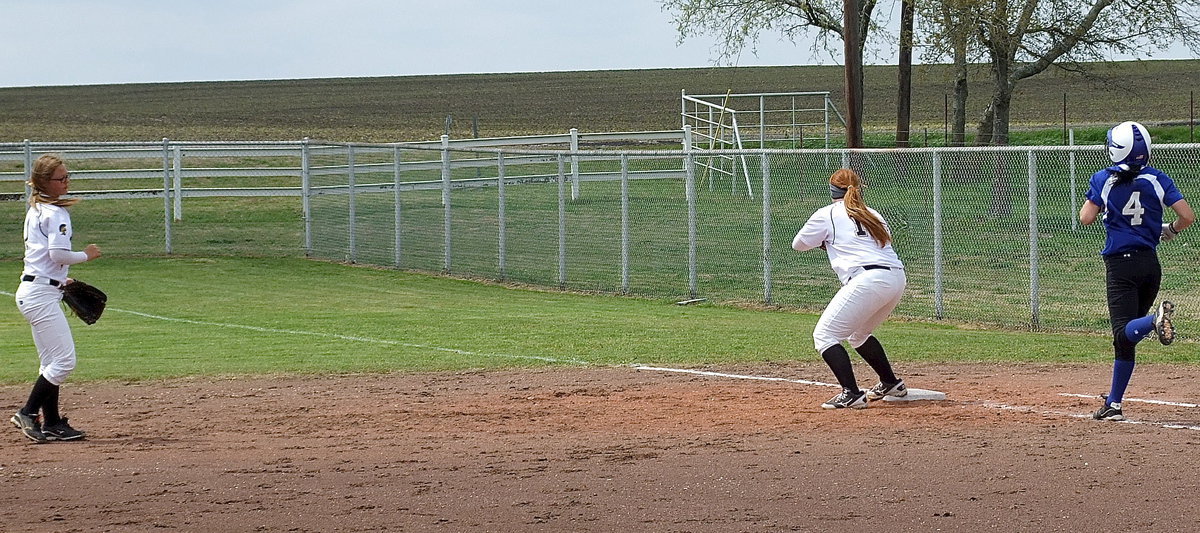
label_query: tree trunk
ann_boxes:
[951,73,967,146]
[843,0,865,148]
[991,83,1013,146]
[988,80,1015,216]
[895,0,914,147]
[950,22,968,147]
[989,156,1014,217]
[976,104,994,146]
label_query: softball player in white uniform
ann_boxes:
[11,154,101,443]
[792,168,907,409]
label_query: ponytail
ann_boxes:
[830,168,890,248]
[1112,168,1139,185]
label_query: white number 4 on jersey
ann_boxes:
[1122,191,1144,225]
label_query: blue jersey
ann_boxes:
[1085,165,1184,256]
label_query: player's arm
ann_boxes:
[792,212,830,251]
[1079,199,1102,226]
[48,244,100,265]
[1168,198,1195,232]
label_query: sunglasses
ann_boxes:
[49,173,71,182]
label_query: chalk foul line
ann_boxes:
[976,401,1200,432]
[631,365,840,388]
[632,365,1200,433]
[106,305,590,366]
[1058,392,1199,409]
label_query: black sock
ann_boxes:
[42,382,62,426]
[820,344,859,392]
[21,375,56,419]
[854,336,898,385]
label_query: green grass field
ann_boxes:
[3,255,1195,386]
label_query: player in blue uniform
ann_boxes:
[1079,121,1194,421]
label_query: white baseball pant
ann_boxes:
[813,268,907,353]
[15,282,77,385]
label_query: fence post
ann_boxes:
[680,89,687,134]
[932,150,943,319]
[348,144,357,264]
[393,144,403,268]
[684,125,698,299]
[1028,150,1040,330]
[570,127,580,201]
[557,154,567,288]
[1069,129,1077,231]
[441,135,452,272]
[497,151,507,280]
[620,154,630,294]
[161,138,173,254]
[761,152,773,304]
[172,145,183,221]
[301,138,312,257]
[759,95,766,147]
[824,94,832,150]
[22,139,32,202]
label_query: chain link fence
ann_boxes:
[3,139,1198,338]
[307,141,1200,338]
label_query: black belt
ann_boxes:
[862,265,891,271]
[20,274,60,287]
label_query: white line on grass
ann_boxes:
[0,289,588,366]
[109,307,591,365]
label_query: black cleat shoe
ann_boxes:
[10,411,47,443]
[1156,301,1176,345]
[822,389,868,409]
[866,379,908,401]
[41,417,85,441]
[1093,403,1125,421]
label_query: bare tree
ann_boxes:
[967,0,1200,144]
[661,0,883,145]
[918,0,978,146]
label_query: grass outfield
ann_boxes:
[1,256,1195,385]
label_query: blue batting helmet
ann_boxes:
[1106,121,1151,171]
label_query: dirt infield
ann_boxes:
[3,362,1200,532]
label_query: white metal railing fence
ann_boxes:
[4,136,1199,339]
[681,90,849,198]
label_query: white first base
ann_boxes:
[882,387,947,402]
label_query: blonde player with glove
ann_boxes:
[11,154,102,443]
[791,168,907,409]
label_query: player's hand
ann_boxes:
[1161,223,1180,243]
[83,244,102,260]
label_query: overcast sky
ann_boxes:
[3,1,1195,88]
[2,0,820,88]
